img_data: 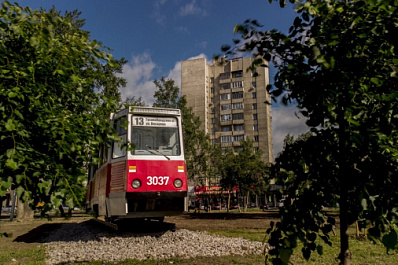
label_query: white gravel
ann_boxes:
[44,220,266,264]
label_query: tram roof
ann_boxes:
[130,106,181,116]
[111,106,181,119]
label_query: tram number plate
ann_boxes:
[147,176,169,185]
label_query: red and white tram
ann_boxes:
[86,106,188,222]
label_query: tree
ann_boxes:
[152,77,214,184]
[122,96,146,108]
[223,0,398,264]
[220,140,270,212]
[0,2,126,215]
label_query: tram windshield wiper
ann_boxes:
[146,145,170,160]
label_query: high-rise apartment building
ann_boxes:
[181,57,273,163]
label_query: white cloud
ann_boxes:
[152,0,168,25]
[272,105,310,158]
[177,26,190,34]
[119,53,158,105]
[179,0,207,17]
[197,41,208,49]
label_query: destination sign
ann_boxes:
[132,116,177,127]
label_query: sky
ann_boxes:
[15,0,309,157]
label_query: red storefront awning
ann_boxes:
[194,185,238,195]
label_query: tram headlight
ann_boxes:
[131,179,141,189]
[173,179,183,188]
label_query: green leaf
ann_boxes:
[15,174,24,184]
[16,186,25,198]
[70,75,81,82]
[382,231,397,251]
[280,248,293,263]
[361,198,367,210]
[6,148,15,158]
[307,232,317,242]
[5,119,16,131]
[370,77,380,85]
[53,69,64,75]
[302,247,311,261]
[5,159,18,170]
[316,245,323,255]
[8,91,17,98]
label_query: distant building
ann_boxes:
[181,57,273,165]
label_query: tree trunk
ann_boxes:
[59,205,65,217]
[0,196,3,219]
[227,192,231,213]
[16,198,34,221]
[338,106,351,265]
[244,191,249,212]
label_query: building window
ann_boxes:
[253,114,258,120]
[252,82,257,88]
[232,81,243,88]
[222,84,230,90]
[234,125,245,131]
[254,135,259,142]
[252,92,257,99]
[221,104,231,111]
[232,113,244,120]
[232,91,244,99]
[211,118,215,124]
[235,147,243,152]
[232,102,244,109]
[211,87,214,93]
[221,135,232,143]
[211,77,214,83]
[220,93,231,101]
[253,103,257,109]
[221,114,232,121]
[254,147,259,153]
[233,71,243,78]
[233,134,245,142]
[221,126,232,132]
[253,124,258,131]
[220,73,230,80]
[211,97,215,103]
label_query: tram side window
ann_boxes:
[112,116,127,159]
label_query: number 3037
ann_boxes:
[147,176,169,185]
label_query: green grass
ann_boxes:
[209,226,398,265]
[0,244,46,265]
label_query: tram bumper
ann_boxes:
[106,191,187,218]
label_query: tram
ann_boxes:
[86,106,188,222]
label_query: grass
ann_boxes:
[210,226,398,265]
[0,244,46,265]
[1,213,397,264]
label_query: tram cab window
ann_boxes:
[131,116,181,156]
[112,116,127,159]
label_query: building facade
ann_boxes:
[181,57,273,163]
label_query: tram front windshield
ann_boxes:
[131,116,181,156]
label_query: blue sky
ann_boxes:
[15,0,309,156]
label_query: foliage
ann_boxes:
[122,96,146,108]
[223,0,398,264]
[152,77,213,183]
[0,2,125,213]
[220,140,270,210]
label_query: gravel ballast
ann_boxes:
[44,220,266,264]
